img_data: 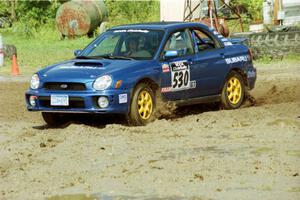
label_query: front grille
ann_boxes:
[39,96,85,108]
[44,82,86,91]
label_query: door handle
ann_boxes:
[220,53,225,59]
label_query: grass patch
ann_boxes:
[0,26,93,75]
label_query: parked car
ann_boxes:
[25,22,256,126]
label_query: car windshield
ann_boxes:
[81,29,164,60]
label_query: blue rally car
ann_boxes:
[25,22,256,126]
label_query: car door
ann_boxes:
[160,29,198,101]
[186,28,229,98]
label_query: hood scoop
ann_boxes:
[74,62,103,67]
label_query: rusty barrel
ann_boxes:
[56,0,108,36]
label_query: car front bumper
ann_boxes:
[25,89,131,114]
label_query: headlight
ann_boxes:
[30,74,40,89]
[93,75,112,90]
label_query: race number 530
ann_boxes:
[170,61,190,91]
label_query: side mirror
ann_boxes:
[74,49,82,57]
[164,50,178,59]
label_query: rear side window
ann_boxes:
[163,29,194,57]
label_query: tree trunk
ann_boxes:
[10,0,17,22]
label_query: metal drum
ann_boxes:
[56,0,108,36]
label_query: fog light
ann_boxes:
[29,96,37,107]
[98,96,109,108]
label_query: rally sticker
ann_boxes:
[161,87,172,93]
[170,60,190,91]
[114,29,149,33]
[190,80,196,89]
[119,93,127,104]
[224,42,233,46]
[162,63,170,73]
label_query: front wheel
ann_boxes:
[220,71,245,109]
[127,83,156,126]
[42,112,70,127]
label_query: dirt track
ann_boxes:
[0,62,299,200]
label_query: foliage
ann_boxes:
[0,1,10,17]
[231,0,264,22]
[105,0,160,27]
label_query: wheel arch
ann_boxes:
[229,67,249,88]
[133,77,160,93]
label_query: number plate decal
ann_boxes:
[170,60,190,91]
[50,95,69,106]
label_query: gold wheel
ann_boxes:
[137,90,153,120]
[227,77,242,105]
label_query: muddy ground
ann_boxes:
[0,62,299,200]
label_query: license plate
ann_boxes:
[50,95,69,106]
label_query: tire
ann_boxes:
[127,83,156,126]
[42,112,69,128]
[220,71,245,109]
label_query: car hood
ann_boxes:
[40,59,150,82]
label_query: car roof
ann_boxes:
[109,22,210,32]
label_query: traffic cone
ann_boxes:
[11,54,20,76]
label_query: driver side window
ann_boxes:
[192,29,216,52]
[163,29,194,57]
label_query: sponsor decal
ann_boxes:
[119,93,128,104]
[114,29,149,33]
[221,38,228,42]
[218,35,223,38]
[213,31,219,35]
[190,80,196,89]
[162,63,170,73]
[225,55,250,64]
[161,87,172,93]
[224,42,233,46]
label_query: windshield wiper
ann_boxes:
[99,54,134,60]
[108,55,135,60]
[76,55,105,59]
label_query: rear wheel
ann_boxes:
[127,83,156,126]
[220,71,245,109]
[42,112,69,127]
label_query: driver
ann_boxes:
[125,37,139,56]
[125,36,151,58]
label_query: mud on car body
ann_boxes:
[25,22,256,126]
